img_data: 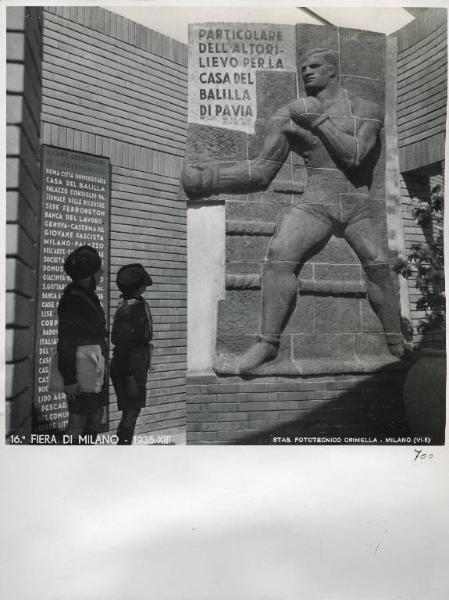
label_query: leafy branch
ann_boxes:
[394,184,445,333]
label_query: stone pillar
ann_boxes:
[384,33,413,349]
[187,203,225,374]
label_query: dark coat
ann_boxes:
[111,296,153,356]
[111,296,153,410]
[57,283,108,386]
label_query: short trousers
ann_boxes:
[111,346,151,411]
[292,169,371,229]
[68,384,108,415]
[294,194,371,229]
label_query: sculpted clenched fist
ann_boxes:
[290,96,324,129]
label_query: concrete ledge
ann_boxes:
[186,373,217,385]
[224,274,367,295]
[225,273,261,290]
[214,352,408,377]
[299,278,366,296]
[226,220,275,235]
[272,180,305,194]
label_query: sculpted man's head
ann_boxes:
[301,49,338,92]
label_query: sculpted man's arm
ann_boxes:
[183,104,300,198]
[249,106,315,189]
[312,111,381,169]
[288,96,381,169]
[255,104,299,163]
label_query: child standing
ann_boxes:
[58,245,108,441]
[111,264,153,445]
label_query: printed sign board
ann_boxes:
[188,23,296,133]
[34,146,110,433]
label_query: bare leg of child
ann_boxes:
[117,406,141,445]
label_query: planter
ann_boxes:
[403,349,446,444]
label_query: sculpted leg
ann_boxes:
[344,220,404,357]
[117,407,141,445]
[239,210,332,373]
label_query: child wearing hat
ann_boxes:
[111,264,153,444]
[58,245,108,440]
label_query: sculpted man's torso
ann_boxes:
[291,88,380,171]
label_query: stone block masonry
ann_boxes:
[184,22,410,443]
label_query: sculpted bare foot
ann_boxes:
[384,332,406,359]
[387,340,406,359]
[239,341,279,374]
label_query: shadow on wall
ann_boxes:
[230,371,445,446]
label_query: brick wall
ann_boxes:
[39,6,188,438]
[6,7,43,438]
[396,8,446,350]
[397,7,447,172]
[187,373,408,444]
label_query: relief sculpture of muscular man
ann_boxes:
[183,48,404,373]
